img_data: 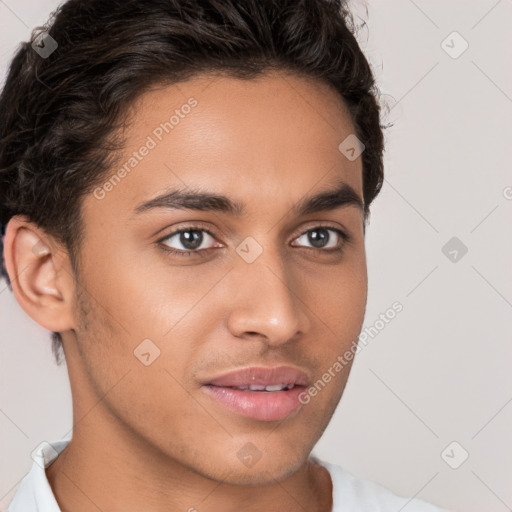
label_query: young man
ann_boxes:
[0,0,451,510]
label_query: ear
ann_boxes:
[3,215,75,333]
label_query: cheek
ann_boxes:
[71,287,209,443]
[306,255,367,337]
[77,237,187,341]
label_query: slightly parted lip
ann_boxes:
[203,365,310,388]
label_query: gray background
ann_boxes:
[1,1,511,511]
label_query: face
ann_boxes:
[64,71,367,485]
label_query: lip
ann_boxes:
[204,365,310,387]
[202,365,310,422]
[203,385,307,421]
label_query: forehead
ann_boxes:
[84,71,363,220]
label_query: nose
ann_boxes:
[226,246,311,347]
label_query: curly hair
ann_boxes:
[0,0,384,365]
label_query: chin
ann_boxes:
[217,467,298,487]
[210,449,307,487]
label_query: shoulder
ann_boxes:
[312,456,454,512]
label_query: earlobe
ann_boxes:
[3,215,75,333]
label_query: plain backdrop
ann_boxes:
[1,1,511,511]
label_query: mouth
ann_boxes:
[211,383,298,391]
[201,366,310,422]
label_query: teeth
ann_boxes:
[233,384,295,391]
[249,384,266,391]
[264,384,285,391]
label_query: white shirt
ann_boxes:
[6,438,452,512]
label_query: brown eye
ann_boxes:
[159,226,221,257]
[292,227,348,251]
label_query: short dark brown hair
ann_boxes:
[0,0,384,365]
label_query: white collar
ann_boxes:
[6,439,70,512]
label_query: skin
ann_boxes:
[4,70,368,512]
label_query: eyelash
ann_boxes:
[157,222,351,258]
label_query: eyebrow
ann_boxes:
[132,180,364,218]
